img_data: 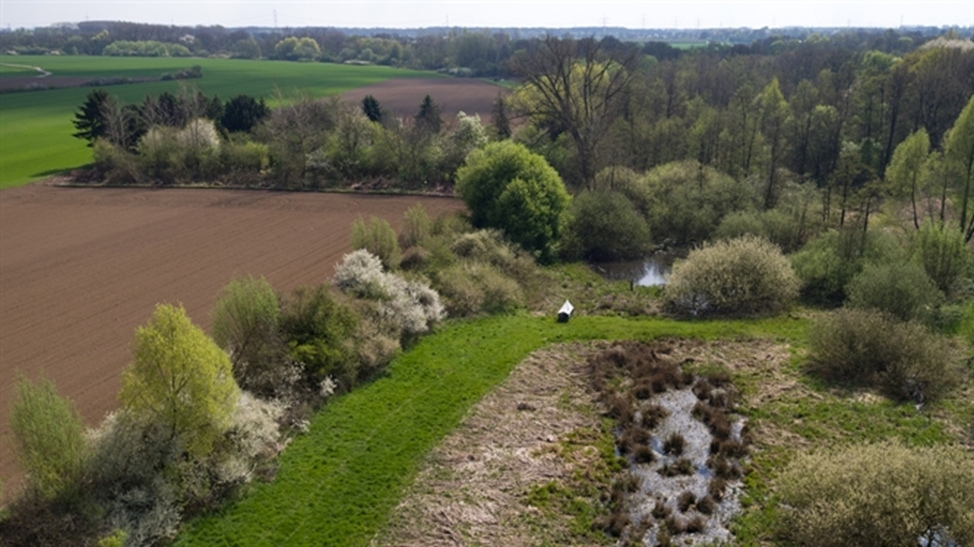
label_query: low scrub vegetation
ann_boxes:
[776,441,974,547]
[807,308,964,403]
[663,235,800,317]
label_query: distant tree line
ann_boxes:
[2,21,969,77]
[83,84,498,189]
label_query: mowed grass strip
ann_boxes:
[176,313,804,547]
[0,56,442,188]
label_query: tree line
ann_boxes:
[2,21,968,77]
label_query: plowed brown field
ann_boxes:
[340,77,508,122]
[0,183,462,499]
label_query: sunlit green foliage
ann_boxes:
[10,375,87,500]
[351,216,402,270]
[456,140,571,262]
[119,303,240,458]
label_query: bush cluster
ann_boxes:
[563,190,652,261]
[776,441,974,547]
[845,261,944,323]
[0,307,287,547]
[663,235,799,317]
[84,89,492,190]
[807,308,964,402]
[790,228,909,306]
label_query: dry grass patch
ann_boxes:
[372,343,610,547]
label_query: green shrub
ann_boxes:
[663,235,799,316]
[219,140,269,185]
[399,203,432,249]
[565,190,652,261]
[807,308,963,402]
[846,261,944,323]
[97,529,128,547]
[791,228,908,306]
[136,127,181,185]
[455,140,571,262]
[92,139,140,185]
[913,221,972,297]
[592,166,652,217]
[211,276,294,399]
[10,375,87,500]
[433,262,524,316]
[280,284,360,390]
[351,215,402,270]
[715,207,811,253]
[776,441,974,547]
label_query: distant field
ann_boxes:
[0,64,38,75]
[341,78,507,122]
[669,41,710,49]
[0,56,443,188]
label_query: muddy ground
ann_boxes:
[375,339,791,546]
[0,182,462,499]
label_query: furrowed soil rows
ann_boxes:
[0,183,462,499]
[341,78,507,121]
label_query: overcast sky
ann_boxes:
[1,0,971,30]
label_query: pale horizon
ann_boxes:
[1,0,972,31]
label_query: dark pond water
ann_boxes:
[591,251,683,287]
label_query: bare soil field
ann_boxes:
[0,183,462,499]
[340,78,508,122]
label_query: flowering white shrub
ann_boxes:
[334,249,445,337]
[227,392,284,466]
[87,411,182,546]
[334,249,386,298]
[177,118,221,151]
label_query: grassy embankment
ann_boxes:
[177,312,801,547]
[0,56,441,189]
[175,299,972,546]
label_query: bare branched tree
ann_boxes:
[508,35,640,188]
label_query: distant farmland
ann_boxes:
[341,78,507,122]
[0,56,451,188]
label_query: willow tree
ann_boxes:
[509,35,640,188]
[120,303,240,458]
[885,128,930,229]
[946,94,974,241]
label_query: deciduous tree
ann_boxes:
[455,140,570,261]
[509,36,639,187]
[10,375,87,500]
[885,128,930,229]
[946,94,974,241]
[119,303,240,458]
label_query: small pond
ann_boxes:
[591,251,684,287]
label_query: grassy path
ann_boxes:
[176,313,802,547]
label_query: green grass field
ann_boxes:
[175,313,806,547]
[0,56,441,188]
